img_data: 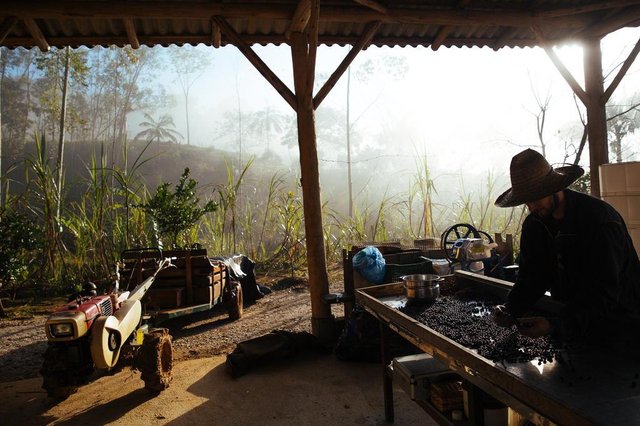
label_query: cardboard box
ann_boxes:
[392,353,452,401]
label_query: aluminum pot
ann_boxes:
[400,274,442,301]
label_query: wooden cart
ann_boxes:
[119,248,243,323]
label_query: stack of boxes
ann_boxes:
[599,162,640,256]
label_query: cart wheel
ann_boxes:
[226,281,243,320]
[440,223,481,263]
[140,328,173,393]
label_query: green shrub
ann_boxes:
[138,168,217,248]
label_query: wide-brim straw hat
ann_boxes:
[495,149,584,208]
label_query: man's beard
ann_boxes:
[532,193,559,218]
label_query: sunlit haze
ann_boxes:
[125,27,640,219]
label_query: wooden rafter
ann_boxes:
[1,2,598,29]
[602,34,640,103]
[123,18,140,49]
[491,27,519,51]
[531,25,588,105]
[0,16,18,44]
[313,21,381,109]
[0,34,544,49]
[432,0,471,51]
[535,0,640,18]
[580,5,640,37]
[353,0,388,14]
[213,16,297,110]
[286,0,311,40]
[210,19,221,48]
[22,17,49,52]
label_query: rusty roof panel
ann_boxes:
[1,1,639,50]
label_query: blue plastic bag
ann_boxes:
[352,246,386,284]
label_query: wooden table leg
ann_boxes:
[380,322,394,422]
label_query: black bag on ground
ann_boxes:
[335,304,420,363]
[215,254,265,304]
[226,330,328,378]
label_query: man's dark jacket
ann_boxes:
[506,189,640,340]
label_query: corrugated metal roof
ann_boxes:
[1,1,640,51]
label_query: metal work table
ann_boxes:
[355,271,640,426]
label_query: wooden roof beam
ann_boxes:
[602,34,640,103]
[432,0,471,51]
[579,5,640,37]
[1,34,545,49]
[212,16,297,110]
[286,0,311,40]
[0,17,18,44]
[534,0,640,18]
[123,18,139,49]
[353,0,388,14]
[1,2,595,29]
[313,21,381,109]
[492,27,519,51]
[210,19,221,48]
[23,17,49,52]
[532,25,588,105]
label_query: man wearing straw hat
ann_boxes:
[492,149,640,343]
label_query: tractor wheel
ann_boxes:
[40,345,87,399]
[225,280,243,320]
[139,328,173,393]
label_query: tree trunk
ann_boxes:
[55,46,71,225]
[0,47,4,211]
[346,67,353,218]
[184,88,190,145]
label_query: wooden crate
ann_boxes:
[145,287,184,309]
[430,380,464,412]
[193,285,212,304]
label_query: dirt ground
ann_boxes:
[0,266,437,425]
[0,268,341,384]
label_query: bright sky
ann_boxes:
[134,27,640,194]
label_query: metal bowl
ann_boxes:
[400,274,441,301]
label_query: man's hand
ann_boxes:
[492,305,516,327]
[516,317,552,338]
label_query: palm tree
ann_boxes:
[134,113,183,144]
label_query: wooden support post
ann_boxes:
[379,322,394,422]
[534,27,608,196]
[342,248,355,318]
[584,37,607,197]
[291,28,333,343]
